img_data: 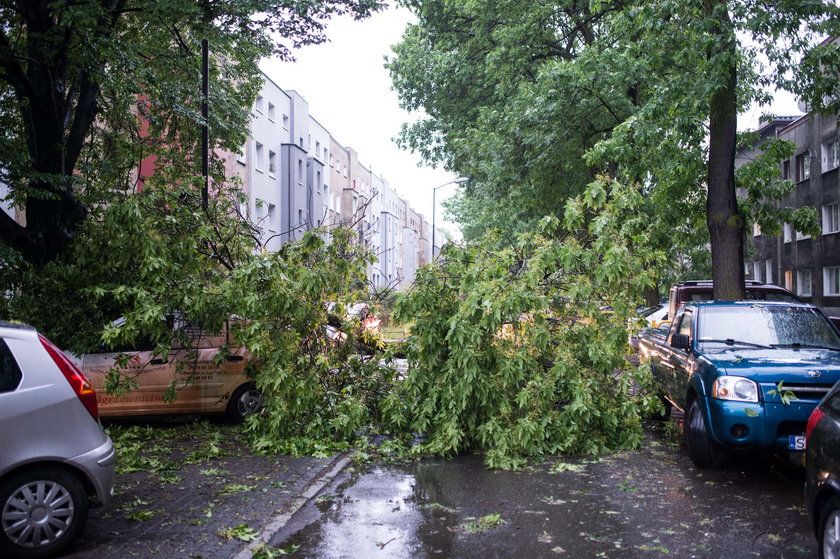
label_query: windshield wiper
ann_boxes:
[770,343,840,351]
[698,338,770,348]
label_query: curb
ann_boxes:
[230,452,353,559]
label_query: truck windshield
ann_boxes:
[697,306,840,350]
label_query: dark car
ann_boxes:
[805,382,840,559]
[664,280,800,322]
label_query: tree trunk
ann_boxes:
[705,4,745,301]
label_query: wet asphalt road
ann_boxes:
[270,423,816,558]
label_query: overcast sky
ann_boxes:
[260,5,804,237]
[260,4,463,237]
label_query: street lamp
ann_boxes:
[432,177,468,258]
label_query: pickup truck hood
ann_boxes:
[705,348,840,382]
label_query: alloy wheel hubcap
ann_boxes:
[2,480,74,548]
[238,390,263,416]
[826,510,840,559]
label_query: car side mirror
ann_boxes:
[670,333,690,351]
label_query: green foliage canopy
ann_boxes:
[0,0,383,264]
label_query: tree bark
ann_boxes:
[705,3,745,301]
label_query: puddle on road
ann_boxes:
[272,434,815,558]
[276,462,464,557]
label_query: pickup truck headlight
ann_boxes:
[713,376,759,403]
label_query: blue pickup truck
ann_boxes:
[639,300,840,468]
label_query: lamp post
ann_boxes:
[432,177,468,259]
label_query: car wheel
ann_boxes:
[684,398,725,468]
[0,467,88,559]
[226,383,263,423]
[820,496,840,559]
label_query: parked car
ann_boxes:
[644,304,669,328]
[638,301,840,468]
[663,280,800,322]
[77,318,262,423]
[0,321,115,559]
[629,304,669,350]
[805,382,840,559]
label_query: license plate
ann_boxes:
[789,435,806,451]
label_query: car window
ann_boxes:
[0,338,23,392]
[761,293,800,303]
[697,305,840,348]
[677,312,693,339]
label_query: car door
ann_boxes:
[82,342,180,417]
[662,310,695,411]
[166,325,249,415]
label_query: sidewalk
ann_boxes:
[60,418,352,559]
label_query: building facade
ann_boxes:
[220,73,437,291]
[742,112,840,316]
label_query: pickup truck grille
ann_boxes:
[777,383,833,401]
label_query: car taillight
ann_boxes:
[38,334,99,421]
[806,407,825,443]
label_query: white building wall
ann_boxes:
[247,76,292,252]
[377,181,400,290]
[309,116,330,229]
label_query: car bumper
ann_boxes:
[67,435,116,507]
[706,398,816,450]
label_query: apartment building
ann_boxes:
[328,136,349,228]
[239,77,292,251]
[225,73,435,291]
[742,112,840,316]
[378,181,402,289]
[402,205,422,286]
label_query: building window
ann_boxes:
[783,223,793,243]
[823,203,840,234]
[796,152,811,181]
[282,114,289,129]
[267,102,275,122]
[782,159,790,180]
[796,228,811,241]
[753,261,761,282]
[826,267,840,296]
[268,150,276,175]
[237,141,247,164]
[255,142,264,172]
[784,270,793,291]
[323,147,328,161]
[315,141,321,157]
[297,159,303,184]
[823,139,839,173]
[798,270,813,297]
[745,262,751,276]
[753,222,761,237]
[267,203,276,232]
[255,200,275,232]
[255,95,264,114]
[765,260,773,284]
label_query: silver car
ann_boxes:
[0,321,115,559]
